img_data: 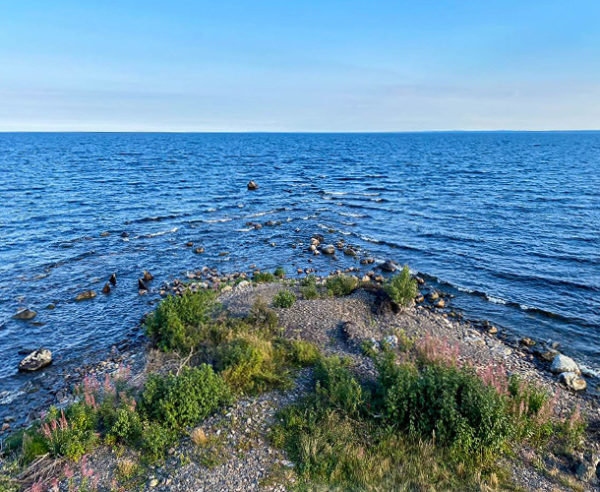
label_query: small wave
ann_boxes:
[44,250,96,271]
[246,208,286,219]
[338,211,367,218]
[135,227,178,239]
[204,218,233,224]
[0,389,24,405]
[125,214,186,224]
[487,295,507,305]
[360,235,381,244]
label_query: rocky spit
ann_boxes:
[4,267,600,491]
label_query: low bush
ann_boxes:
[139,365,230,430]
[140,421,175,461]
[384,265,418,306]
[325,274,358,297]
[379,358,512,462]
[280,339,320,367]
[314,356,363,417]
[273,266,286,279]
[252,271,275,283]
[38,403,98,461]
[216,336,289,393]
[299,275,319,299]
[273,290,296,308]
[145,290,218,352]
[247,298,278,331]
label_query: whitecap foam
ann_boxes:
[135,227,178,239]
[204,218,232,223]
[486,295,507,305]
[339,211,367,218]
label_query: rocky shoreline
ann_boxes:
[1,257,599,491]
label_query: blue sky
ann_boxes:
[1,1,599,131]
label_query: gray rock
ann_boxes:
[575,454,600,482]
[320,244,335,255]
[13,309,37,320]
[75,290,96,301]
[550,354,580,374]
[382,335,398,348]
[18,348,52,372]
[379,260,398,272]
[559,372,587,391]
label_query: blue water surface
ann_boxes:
[1,132,599,412]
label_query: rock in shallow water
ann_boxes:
[18,348,52,372]
[379,260,398,272]
[559,372,587,391]
[247,180,259,190]
[320,244,335,255]
[13,309,36,320]
[75,290,96,301]
[551,354,580,374]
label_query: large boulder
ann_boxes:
[559,372,587,391]
[18,348,52,372]
[551,354,580,375]
[13,309,37,320]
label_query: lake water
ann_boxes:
[1,132,599,416]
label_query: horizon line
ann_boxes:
[1,129,600,134]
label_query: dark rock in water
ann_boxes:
[247,180,259,190]
[109,273,117,285]
[143,270,154,282]
[75,290,96,301]
[46,304,56,310]
[102,282,111,294]
[379,260,398,272]
[520,337,536,347]
[13,309,37,320]
[344,248,357,257]
[194,247,204,254]
[186,241,194,247]
[19,348,52,372]
[120,231,129,238]
[321,244,336,255]
[100,231,110,237]
[138,278,149,291]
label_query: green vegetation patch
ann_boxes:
[325,274,358,297]
[384,265,418,306]
[273,289,296,308]
[139,365,230,431]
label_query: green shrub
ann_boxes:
[145,290,218,352]
[325,274,358,297]
[379,360,512,462]
[314,356,363,416]
[253,271,275,283]
[281,339,320,366]
[384,265,418,306]
[39,403,98,461]
[273,290,296,308]
[21,430,49,464]
[105,406,142,446]
[273,266,286,279]
[140,365,230,430]
[300,277,319,299]
[216,336,289,393]
[247,298,278,331]
[140,421,175,461]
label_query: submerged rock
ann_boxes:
[194,247,204,254]
[18,348,52,372]
[109,273,117,285]
[559,372,587,391]
[75,290,96,301]
[102,282,111,294]
[13,309,37,320]
[321,244,336,255]
[551,354,580,374]
[247,180,259,190]
[138,278,149,291]
[379,260,398,272]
